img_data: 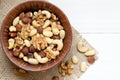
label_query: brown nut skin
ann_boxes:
[27,53,34,58]
[52,48,57,51]
[87,56,95,64]
[19,12,25,20]
[29,45,36,53]
[21,47,29,55]
[52,76,59,80]
[21,17,32,24]
[25,12,32,18]
[37,26,43,34]
[38,51,46,58]
[9,32,17,38]
[52,35,60,39]
[13,49,20,57]
[16,24,22,32]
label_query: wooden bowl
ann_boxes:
[0,0,72,71]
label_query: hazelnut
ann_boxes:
[21,17,32,24]
[25,12,32,18]
[37,26,43,34]
[13,49,20,57]
[21,47,29,55]
[87,56,95,64]
[16,24,22,32]
[29,45,36,53]
[19,12,25,20]
[9,32,17,37]
[52,35,60,39]
[27,53,34,58]
[38,51,46,58]
[52,76,59,80]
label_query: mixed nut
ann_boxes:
[8,10,65,65]
[77,40,96,72]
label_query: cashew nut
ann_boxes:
[32,20,40,27]
[85,50,96,56]
[45,37,53,44]
[33,11,38,16]
[13,17,20,26]
[8,38,15,49]
[29,29,37,36]
[43,30,53,37]
[34,52,49,63]
[42,10,51,19]
[24,39,31,47]
[77,40,89,53]
[19,52,24,58]
[19,20,24,26]
[51,22,59,35]
[23,56,28,62]
[46,46,60,56]
[80,62,88,72]
[42,20,51,28]
[79,47,89,53]
[60,30,65,39]
[9,26,16,32]
[56,24,64,30]
[28,58,39,65]
[52,39,63,51]
[44,27,51,31]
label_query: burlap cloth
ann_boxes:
[0,0,98,80]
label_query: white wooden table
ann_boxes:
[49,0,120,80]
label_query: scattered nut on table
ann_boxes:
[13,68,27,76]
[7,9,66,65]
[52,76,59,80]
[59,60,73,76]
[77,40,89,53]
[71,55,78,64]
[80,62,88,72]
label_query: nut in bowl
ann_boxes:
[0,1,72,71]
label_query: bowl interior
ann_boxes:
[0,0,72,71]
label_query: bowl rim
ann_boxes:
[0,0,72,71]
